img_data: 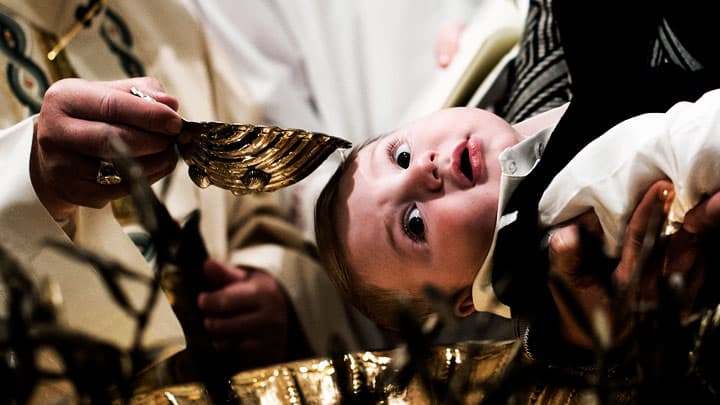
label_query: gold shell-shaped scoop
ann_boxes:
[129,87,351,194]
[179,121,352,195]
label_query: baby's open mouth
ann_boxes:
[460,148,474,182]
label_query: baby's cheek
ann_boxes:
[437,226,484,268]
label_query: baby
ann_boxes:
[315,88,720,329]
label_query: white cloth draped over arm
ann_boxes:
[0,116,184,350]
[539,88,720,257]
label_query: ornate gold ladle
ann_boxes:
[179,121,351,195]
[131,87,352,195]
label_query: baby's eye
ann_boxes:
[394,143,411,169]
[404,206,425,242]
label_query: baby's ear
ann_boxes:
[453,286,475,318]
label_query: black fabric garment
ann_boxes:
[491,0,720,317]
[495,0,571,124]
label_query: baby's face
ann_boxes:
[336,108,520,298]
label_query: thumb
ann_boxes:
[548,224,583,279]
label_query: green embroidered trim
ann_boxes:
[0,12,49,114]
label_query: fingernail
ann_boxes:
[552,226,578,250]
[166,117,183,134]
[438,54,449,67]
[660,188,675,215]
[660,188,675,202]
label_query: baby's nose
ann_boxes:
[409,151,442,192]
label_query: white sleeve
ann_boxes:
[539,88,720,257]
[0,116,184,351]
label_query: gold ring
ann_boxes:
[96,160,122,185]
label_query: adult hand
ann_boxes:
[197,259,291,369]
[435,22,466,68]
[547,179,683,349]
[31,77,183,221]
